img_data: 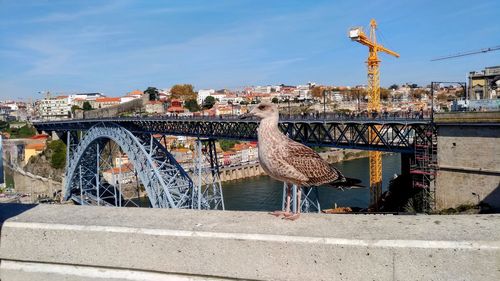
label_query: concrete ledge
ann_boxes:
[1,204,500,280]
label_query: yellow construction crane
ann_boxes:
[348,19,399,209]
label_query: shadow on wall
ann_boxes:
[0,203,37,233]
[482,183,500,212]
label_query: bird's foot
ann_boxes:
[269,210,291,217]
[283,213,300,221]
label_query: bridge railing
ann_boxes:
[33,113,432,124]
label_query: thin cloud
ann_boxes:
[29,0,128,23]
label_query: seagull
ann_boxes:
[240,102,362,220]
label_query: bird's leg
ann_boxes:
[270,183,292,217]
[285,186,301,221]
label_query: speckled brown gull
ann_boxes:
[240,102,361,220]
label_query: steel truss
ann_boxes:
[64,123,193,208]
[281,183,321,213]
[35,118,433,153]
[191,139,225,210]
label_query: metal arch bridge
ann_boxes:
[34,116,434,211]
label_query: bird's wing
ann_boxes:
[283,140,341,186]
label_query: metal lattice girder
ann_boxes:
[34,117,433,153]
[64,123,193,208]
[191,139,225,210]
[281,183,321,213]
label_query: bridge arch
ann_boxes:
[64,123,193,208]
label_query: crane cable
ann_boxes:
[431,45,500,61]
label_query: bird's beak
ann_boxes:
[239,112,254,119]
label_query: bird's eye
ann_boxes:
[258,105,266,110]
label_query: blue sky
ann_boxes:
[1,0,499,99]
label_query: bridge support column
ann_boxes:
[192,139,224,210]
[281,183,321,213]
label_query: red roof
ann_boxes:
[25,143,46,150]
[128,90,143,96]
[96,97,121,103]
[167,106,184,113]
[30,134,49,140]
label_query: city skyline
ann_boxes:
[1,0,499,99]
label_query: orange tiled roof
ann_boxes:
[30,134,49,140]
[25,143,46,150]
[147,100,163,104]
[167,106,184,112]
[128,90,143,96]
[103,163,134,174]
[96,97,121,103]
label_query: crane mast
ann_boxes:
[349,19,400,208]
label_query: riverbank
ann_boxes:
[320,149,369,164]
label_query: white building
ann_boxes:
[35,96,71,120]
[295,85,311,100]
[331,91,343,102]
[197,89,215,105]
[67,93,105,105]
[254,86,272,94]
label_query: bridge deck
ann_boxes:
[34,117,433,153]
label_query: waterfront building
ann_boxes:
[23,143,45,166]
[102,163,135,185]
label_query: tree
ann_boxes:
[82,101,92,111]
[271,97,279,103]
[144,87,159,101]
[48,140,66,169]
[412,89,428,101]
[240,100,248,105]
[349,88,367,102]
[437,93,448,101]
[454,89,465,99]
[219,140,240,151]
[310,86,323,98]
[380,88,390,101]
[203,96,216,109]
[170,84,197,101]
[15,125,37,138]
[389,84,399,90]
[184,99,200,112]
[71,105,81,114]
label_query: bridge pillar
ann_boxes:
[191,139,225,210]
[281,183,321,213]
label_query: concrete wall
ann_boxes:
[435,112,500,210]
[1,204,499,280]
[75,96,146,119]
[4,164,62,202]
[218,163,264,182]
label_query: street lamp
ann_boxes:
[287,98,291,117]
[323,89,327,119]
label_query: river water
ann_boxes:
[222,153,401,211]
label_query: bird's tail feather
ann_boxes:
[328,165,365,189]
